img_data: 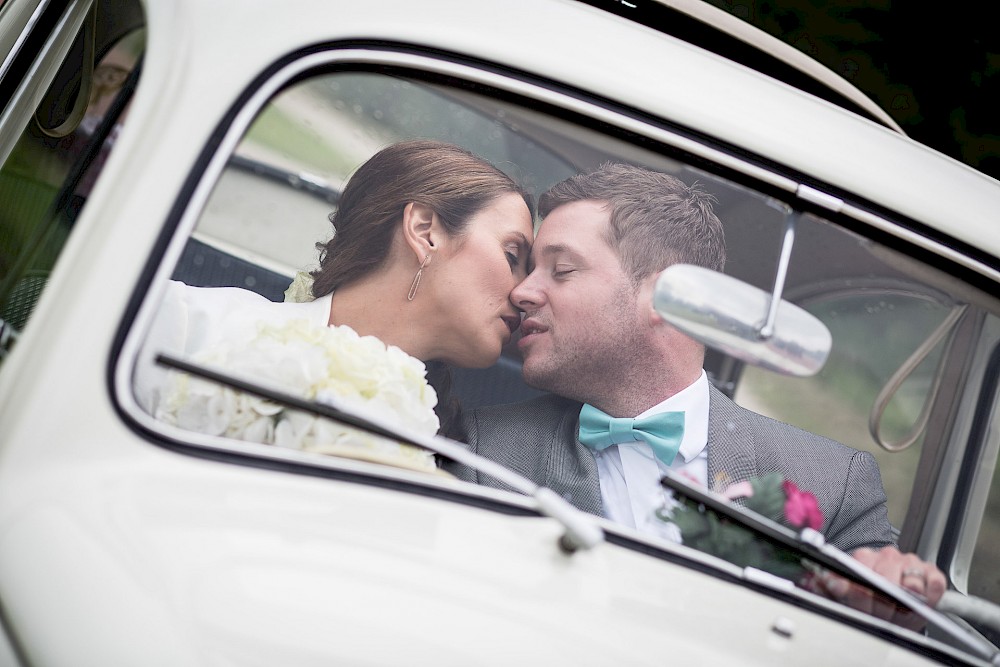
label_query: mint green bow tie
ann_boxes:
[578,404,685,466]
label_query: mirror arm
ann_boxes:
[759,210,798,340]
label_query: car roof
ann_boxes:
[128,0,1000,270]
[573,0,905,133]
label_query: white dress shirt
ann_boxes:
[592,371,710,539]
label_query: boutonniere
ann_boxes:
[656,472,824,582]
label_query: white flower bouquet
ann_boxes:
[155,318,441,472]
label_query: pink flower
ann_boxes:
[782,480,824,530]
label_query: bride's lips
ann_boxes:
[502,314,521,335]
[500,314,520,344]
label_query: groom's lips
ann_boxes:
[518,318,548,348]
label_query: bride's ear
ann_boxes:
[401,202,440,262]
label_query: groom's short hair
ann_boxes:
[537,163,726,284]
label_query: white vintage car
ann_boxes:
[2,0,1000,664]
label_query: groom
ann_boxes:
[446,162,945,610]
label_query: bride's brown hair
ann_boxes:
[310,139,530,297]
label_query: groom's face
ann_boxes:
[511,200,650,401]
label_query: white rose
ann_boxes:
[283,271,316,303]
[157,317,440,471]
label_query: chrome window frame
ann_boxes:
[0,0,92,167]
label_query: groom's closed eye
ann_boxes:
[553,264,577,279]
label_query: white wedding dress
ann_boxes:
[133,280,442,473]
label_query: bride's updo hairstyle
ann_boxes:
[310,139,530,297]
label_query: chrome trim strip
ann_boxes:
[0,0,89,168]
[797,183,843,212]
[0,0,53,82]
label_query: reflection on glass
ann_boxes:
[0,29,144,354]
[734,223,956,530]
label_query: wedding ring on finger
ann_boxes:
[901,567,926,584]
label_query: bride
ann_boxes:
[134,140,534,472]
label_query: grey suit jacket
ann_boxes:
[445,386,894,553]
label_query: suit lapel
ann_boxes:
[706,386,757,503]
[545,401,603,516]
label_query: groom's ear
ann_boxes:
[401,202,440,261]
[638,273,663,326]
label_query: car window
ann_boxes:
[734,238,958,532]
[730,213,1000,606]
[0,24,144,364]
[195,72,579,278]
[119,53,1000,626]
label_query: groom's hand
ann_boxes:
[809,546,946,631]
[852,546,947,606]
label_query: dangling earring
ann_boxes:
[407,254,431,301]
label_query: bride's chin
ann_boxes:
[467,344,503,370]
[441,344,499,370]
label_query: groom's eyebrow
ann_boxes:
[527,242,580,272]
[538,243,581,262]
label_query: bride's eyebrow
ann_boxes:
[511,231,530,247]
[506,232,531,254]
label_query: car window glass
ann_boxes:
[0,27,144,364]
[736,287,951,530]
[731,212,1000,608]
[970,445,1000,604]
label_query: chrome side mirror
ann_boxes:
[653,264,831,377]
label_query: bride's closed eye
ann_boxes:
[504,242,528,273]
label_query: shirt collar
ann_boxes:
[636,370,710,465]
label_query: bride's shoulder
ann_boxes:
[158,281,291,346]
[165,280,272,311]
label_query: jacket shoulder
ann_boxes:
[469,394,581,429]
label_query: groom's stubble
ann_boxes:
[520,277,651,414]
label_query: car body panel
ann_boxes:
[0,416,946,665]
